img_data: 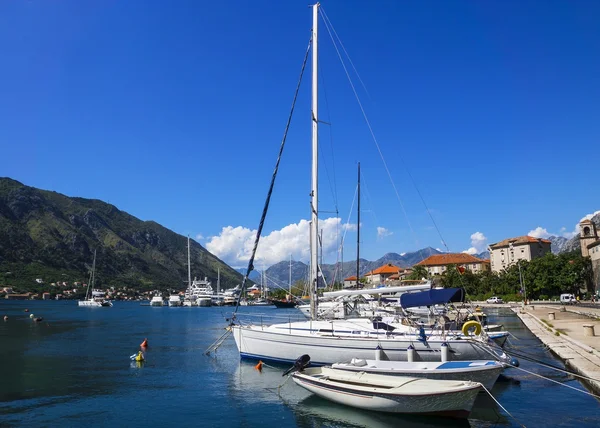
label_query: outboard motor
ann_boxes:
[282,354,311,376]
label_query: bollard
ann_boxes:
[583,325,595,337]
[548,312,555,320]
[407,345,414,362]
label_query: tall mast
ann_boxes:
[309,2,319,320]
[187,235,191,289]
[356,162,360,288]
[217,267,220,294]
[289,254,292,297]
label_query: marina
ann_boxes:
[1,300,600,427]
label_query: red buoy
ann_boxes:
[140,338,148,348]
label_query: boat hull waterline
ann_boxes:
[292,367,480,418]
[232,325,506,365]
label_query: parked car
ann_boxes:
[486,296,503,304]
[560,293,577,305]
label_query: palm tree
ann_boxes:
[408,265,429,280]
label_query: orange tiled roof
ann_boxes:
[416,253,484,266]
[344,276,358,281]
[489,235,552,249]
[366,263,404,276]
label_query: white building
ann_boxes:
[488,235,551,273]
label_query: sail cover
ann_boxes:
[400,287,465,309]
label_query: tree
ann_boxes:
[408,266,428,280]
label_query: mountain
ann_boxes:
[555,212,600,254]
[0,178,244,291]
[548,236,568,254]
[475,251,490,260]
[263,247,444,290]
[235,268,261,282]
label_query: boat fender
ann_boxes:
[462,320,482,336]
[510,357,520,367]
[30,314,34,319]
[440,342,448,362]
[375,345,383,362]
[407,345,415,362]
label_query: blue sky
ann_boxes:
[1,1,599,268]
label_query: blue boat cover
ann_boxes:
[399,287,465,309]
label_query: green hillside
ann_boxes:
[0,178,243,293]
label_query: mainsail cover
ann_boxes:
[400,287,465,309]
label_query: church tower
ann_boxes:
[579,219,598,257]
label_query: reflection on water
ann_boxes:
[0,302,599,427]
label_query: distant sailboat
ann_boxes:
[78,249,112,307]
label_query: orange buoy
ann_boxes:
[254,360,263,372]
[140,338,148,348]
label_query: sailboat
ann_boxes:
[231,3,509,365]
[78,249,112,307]
[270,256,298,308]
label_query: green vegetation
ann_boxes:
[0,178,245,296]
[418,252,593,302]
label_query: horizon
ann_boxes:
[1,1,599,269]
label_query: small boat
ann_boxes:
[292,366,481,418]
[332,358,504,390]
[150,294,165,307]
[269,299,297,308]
[168,294,183,307]
[78,250,112,308]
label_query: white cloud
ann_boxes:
[196,234,204,241]
[205,217,355,268]
[528,227,551,239]
[377,226,393,239]
[462,231,487,255]
[530,211,600,240]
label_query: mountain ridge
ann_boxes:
[0,177,244,290]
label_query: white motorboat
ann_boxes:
[332,358,504,390]
[150,294,164,307]
[292,367,481,418]
[78,250,112,307]
[168,294,183,307]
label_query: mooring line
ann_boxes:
[480,383,526,427]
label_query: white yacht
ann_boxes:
[150,293,164,307]
[168,294,183,307]
[191,277,213,307]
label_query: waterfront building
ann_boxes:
[415,253,489,276]
[580,218,600,294]
[343,276,359,288]
[364,264,405,285]
[488,236,551,273]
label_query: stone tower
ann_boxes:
[579,219,599,257]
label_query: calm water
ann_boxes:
[1,301,599,427]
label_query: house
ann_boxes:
[415,253,489,276]
[343,276,359,288]
[35,278,44,284]
[42,292,51,300]
[364,264,405,285]
[488,235,551,273]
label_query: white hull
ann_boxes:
[332,359,503,390]
[197,297,212,307]
[292,367,480,417]
[232,322,507,365]
[168,301,182,307]
[78,299,112,307]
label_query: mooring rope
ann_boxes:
[480,383,526,427]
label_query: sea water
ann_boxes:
[0,301,599,427]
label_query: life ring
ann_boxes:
[462,320,482,336]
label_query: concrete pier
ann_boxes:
[512,304,600,394]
